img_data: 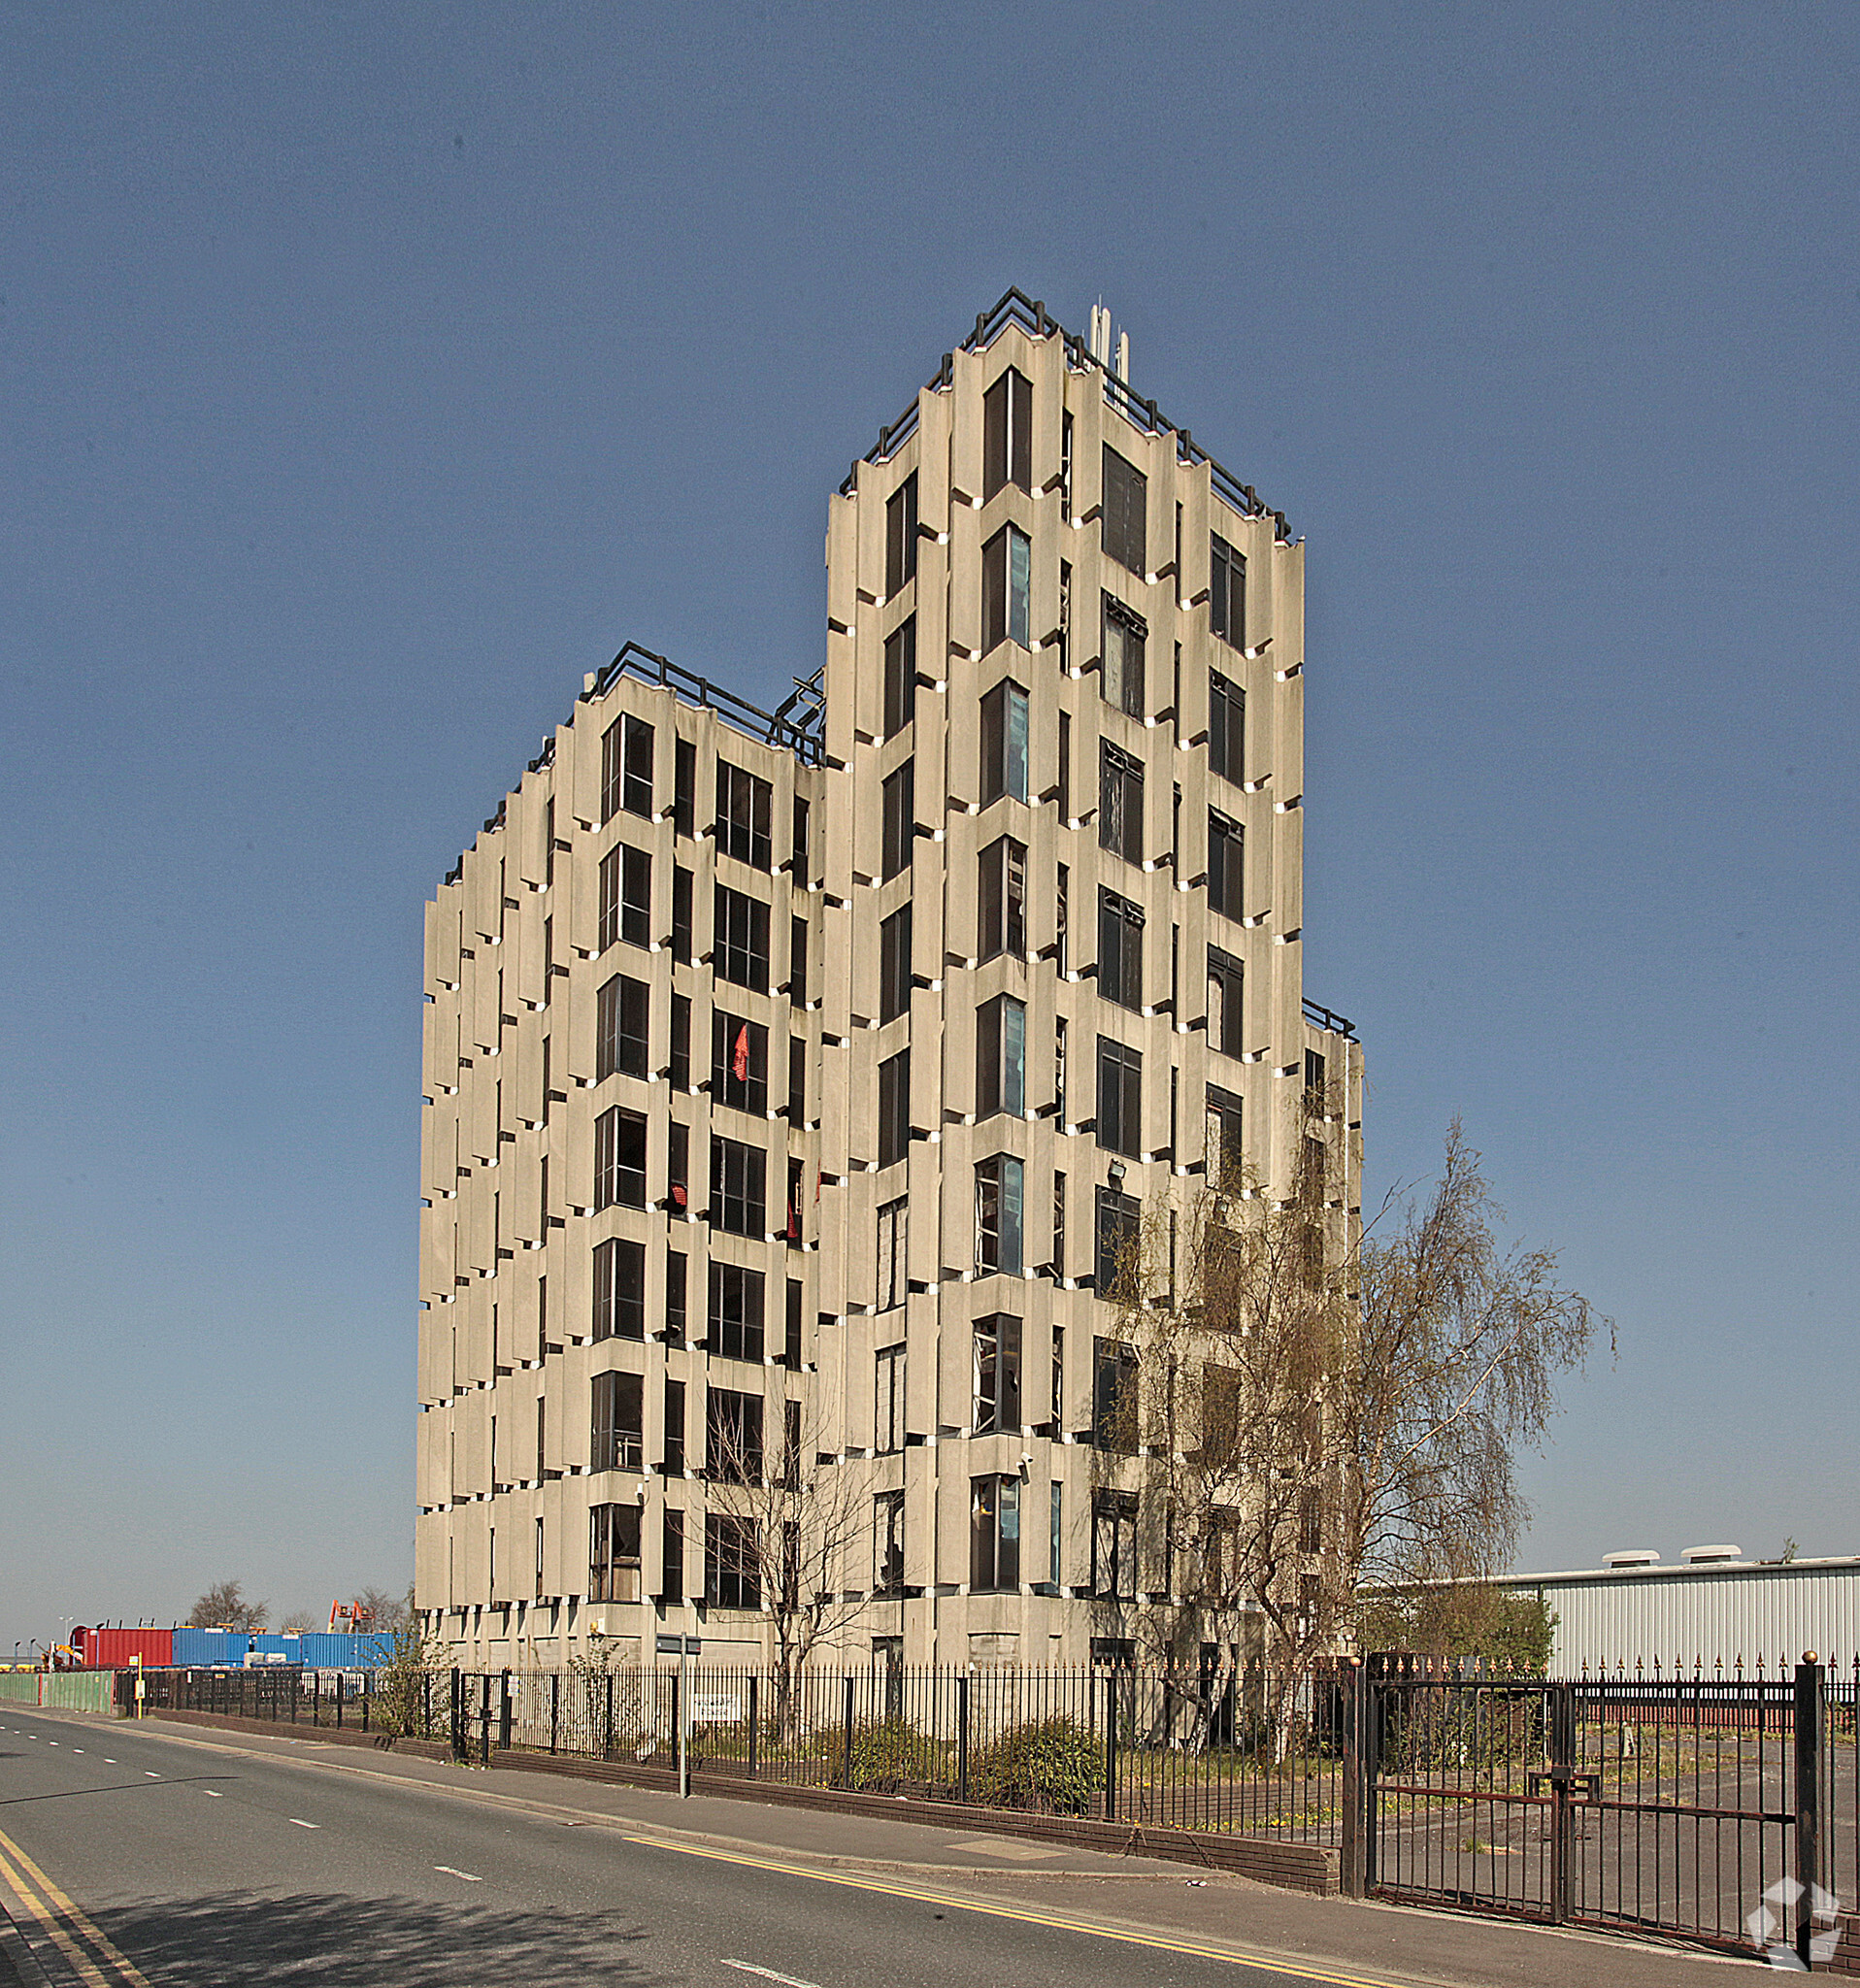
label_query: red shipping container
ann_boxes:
[75,1627,173,1669]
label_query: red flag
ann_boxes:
[733,1024,750,1081]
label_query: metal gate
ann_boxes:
[1362,1660,1833,1961]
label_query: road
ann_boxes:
[0,1709,1400,1988]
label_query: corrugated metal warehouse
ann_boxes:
[1499,1550,1860,1673]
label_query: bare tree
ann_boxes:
[1098,1115,1606,1750]
[703,1375,873,1741]
[188,1579,267,1632]
[1340,1122,1611,1609]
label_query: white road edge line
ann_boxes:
[722,1962,822,1988]
[433,1866,482,1883]
[289,1818,320,1829]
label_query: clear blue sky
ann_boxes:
[3,4,1854,1657]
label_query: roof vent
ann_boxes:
[1603,1548,1661,1568]
[1681,1543,1744,1565]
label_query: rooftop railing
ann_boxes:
[584,642,825,766]
[1302,997,1356,1042]
[842,286,1295,545]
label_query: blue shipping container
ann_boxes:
[173,1629,252,1668]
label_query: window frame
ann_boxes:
[979,677,1029,806]
[1095,1036,1143,1158]
[982,366,1032,500]
[974,1153,1024,1276]
[1101,445,1146,576]
[1098,743,1144,865]
[708,1135,767,1237]
[1096,889,1145,1011]
[977,835,1027,962]
[1101,596,1146,719]
[714,760,773,872]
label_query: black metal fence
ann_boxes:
[458,1661,1344,1840]
[1363,1658,1850,1963]
[137,1666,447,1740]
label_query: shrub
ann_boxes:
[843,1716,950,1792]
[968,1715,1102,1815]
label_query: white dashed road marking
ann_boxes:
[289,1818,320,1830]
[145,1771,161,1778]
[204,1790,222,1799]
[434,1866,482,1882]
[723,1964,822,1988]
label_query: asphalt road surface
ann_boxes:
[0,1710,1390,1988]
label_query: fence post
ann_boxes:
[1104,1673,1118,1825]
[336,1673,346,1730]
[842,1675,855,1789]
[1339,1660,1366,1898]
[1549,1681,1576,1925]
[361,1673,370,1734]
[957,1674,970,1806]
[501,1671,513,1752]
[480,1673,492,1767]
[604,1672,614,1760]
[549,1672,560,1755]
[449,1668,463,1762]
[747,1676,758,1779]
[423,1673,431,1741]
[1795,1658,1824,1970]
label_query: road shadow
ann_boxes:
[93,1891,658,1985]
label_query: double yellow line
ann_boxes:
[0,1825,150,1987]
[622,1835,1408,1987]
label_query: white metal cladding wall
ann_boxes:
[1506,1562,1860,1672]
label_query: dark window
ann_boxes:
[885,472,918,597]
[621,846,651,946]
[708,1261,765,1363]
[980,679,1029,805]
[789,916,808,1009]
[706,1388,764,1485]
[663,1375,685,1470]
[974,1313,1022,1432]
[714,885,770,991]
[665,1250,686,1347]
[712,1011,769,1114]
[1093,1490,1139,1598]
[672,866,693,963]
[877,1199,908,1313]
[881,759,914,880]
[1051,1172,1067,1280]
[977,836,1026,961]
[1099,744,1144,864]
[596,974,649,1081]
[667,1121,688,1216]
[705,1513,760,1608]
[1207,1085,1245,1179]
[591,1238,645,1343]
[787,1036,807,1121]
[1057,711,1072,819]
[1102,445,1146,575]
[1208,947,1244,1058]
[784,1277,802,1372]
[590,1503,642,1601]
[597,848,619,950]
[875,1341,906,1450]
[1055,862,1069,972]
[623,716,653,817]
[661,1508,684,1602]
[1092,1338,1139,1452]
[715,760,772,871]
[1209,669,1245,782]
[1208,812,1245,921]
[981,524,1031,650]
[1305,1047,1328,1108]
[1096,1038,1143,1157]
[674,737,697,838]
[594,1107,647,1210]
[878,1049,911,1170]
[670,993,691,1089]
[880,905,913,1023]
[983,366,1032,499]
[883,617,916,741]
[785,1157,803,1246]
[545,796,556,888]
[1102,597,1146,717]
[975,1154,1023,1276]
[591,1370,644,1472]
[1097,890,1144,1011]
[1094,1186,1140,1294]
[975,993,1025,1119]
[874,1490,906,1595]
[1210,534,1246,650]
[600,716,651,826]
[970,1474,1020,1591]
[709,1136,766,1236]
[791,796,810,876]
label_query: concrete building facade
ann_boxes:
[416,292,1362,1670]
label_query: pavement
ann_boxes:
[0,1706,1766,1987]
